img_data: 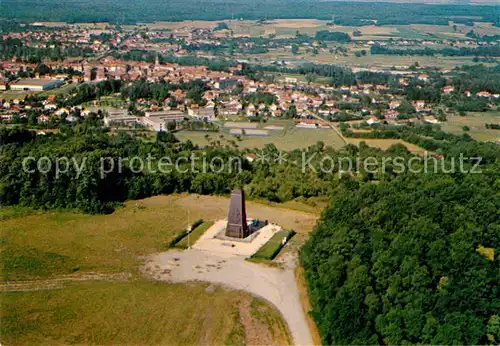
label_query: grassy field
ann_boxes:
[442,111,500,142]
[120,19,497,44]
[346,138,429,155]
[1,280,291,345]
[0,194,318,344]
[177,125,347,151]
[1,200,187,280]
[258,48,492,69]
[0,83,77,101]
[138,19,480,41]
[1,90,37,101]
[145,19,496,70]
[0,194,317,281]
[407,24,467,40]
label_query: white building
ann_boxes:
[10,79,64,92]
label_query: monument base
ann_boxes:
[192,219,282,257]
[218,219,268,242]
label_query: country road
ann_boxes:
[310,112,348,144]
[144,249,315,346]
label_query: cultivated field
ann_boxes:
[442,111,500,142]
[257,49,492,69]
[346,138,430,155]
[120,19,490,41]
[0,194,319,344]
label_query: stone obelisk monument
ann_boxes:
[225,188,249,238]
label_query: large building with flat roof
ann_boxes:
[10,79,64,92]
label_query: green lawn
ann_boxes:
[176,221,214,248]
[251,230,295,260]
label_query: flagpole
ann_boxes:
[187,208,191,249]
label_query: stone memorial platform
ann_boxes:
[192,220,282,257]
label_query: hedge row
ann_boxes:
[167,218,204,248]
[251,230,296,260]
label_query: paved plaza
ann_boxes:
[192,219,282,257]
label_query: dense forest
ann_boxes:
[1,0,497,26]
[300,170,499,344]
[0,123,335,213]
[4,118,497,214]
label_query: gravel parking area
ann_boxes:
[143,249,314,345]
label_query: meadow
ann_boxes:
[442,111,500,142]
[177,123,347,151]
[258,48,492,70]
[0,194,317,281]
[346,138,430,155]
[1,280,291,345]
[142,19,481,41]
[0,193,319,344]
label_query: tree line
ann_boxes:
[0,38,94,63]
[370,44,500,58]
[2,0,497,26]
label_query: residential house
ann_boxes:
[476,91,491,98]
[442,85,454,94]
[389,100,401,110]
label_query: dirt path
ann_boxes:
[143,249,314,346]
[0,272,131,292]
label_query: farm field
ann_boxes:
[137,19,479,40]
[257,49,492,69]
[33,20,496,48]
[177,126,347,151]
[442,111,500,142]
[0,194,318,345]
[346,138,429,155]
